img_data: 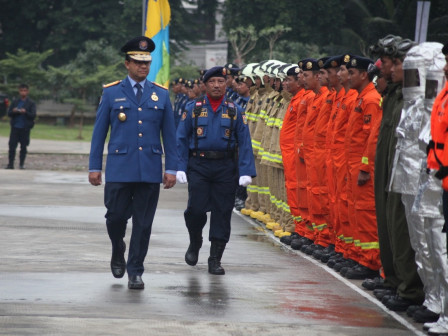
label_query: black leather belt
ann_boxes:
[190,150,234,159]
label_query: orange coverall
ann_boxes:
[344,82,382,267]
[280,89,305,227]
[294,90,315,237]
[324,88,345,247]
[310,88,334,246]
[302,86,330,245]
[329,88,358,256]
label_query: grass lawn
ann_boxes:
[0,121,95,142]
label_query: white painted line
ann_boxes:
[233,209,426,336]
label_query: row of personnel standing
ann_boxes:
[178,37,448,336]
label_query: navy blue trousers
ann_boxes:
[8,127,30,166]
[104,182,160,276]
[184,156,238,243]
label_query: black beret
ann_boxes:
[203,66,228,82]
[121,36,155,61]
[317,57,331,69]
[346,55,374,71]
[298,58,319,71]
[286,66,301,76]
[323,55,342,69]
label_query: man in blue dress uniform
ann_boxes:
[176,66,256,275]
[89,36,177,290]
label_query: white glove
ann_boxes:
[176,171,188,184]
[239,175,252,187]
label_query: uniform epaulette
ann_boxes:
[103,80,122,88]
[153,82,168,90]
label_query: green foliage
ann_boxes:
[170,64,202,82]
[269,42,325,64]
[0,49,53,99]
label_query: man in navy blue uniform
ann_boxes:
[89,36,177,290]
[6,84,36,169]
[176,66,256,275]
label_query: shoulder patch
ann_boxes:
[153,82,168,90]
[103,80,121,88]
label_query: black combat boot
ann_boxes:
[208,240,226,275]
[185,231,203,266]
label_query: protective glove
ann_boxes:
[176,171,188,184]
[239,175,252,187]
[435,166,448,180]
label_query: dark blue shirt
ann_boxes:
[12,100,26,129]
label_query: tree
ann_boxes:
[0,49,53,99]
[259,25,292,59]
[47,39,124,133]
[228,26,258,66]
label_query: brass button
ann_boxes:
[138,107,142,111]
[139,147,143,150]
[120,106,123,109]
[138,120,142,124]
[115,149,119,153]
[139,133,143,137]
[155,106,158,109]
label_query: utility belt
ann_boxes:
[189,150,235,160]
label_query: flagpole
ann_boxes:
[142,0,145,35]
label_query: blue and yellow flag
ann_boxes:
[144,0,170,88]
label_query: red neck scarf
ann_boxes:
[207,94,224,112]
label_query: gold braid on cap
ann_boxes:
[127,51,151,55]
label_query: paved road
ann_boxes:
[0,137,426,335]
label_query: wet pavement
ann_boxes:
[0,137,427,335]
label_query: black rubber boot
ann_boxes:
[208,240,226,275]
[185,231,203,266]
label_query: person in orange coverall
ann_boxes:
[279,65,304,245]
[290,60,316,251]
[335,55,382,280]
[313,55,347,262]
[326,55,359,268]
[300,58,331,255]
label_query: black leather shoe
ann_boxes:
[406,304,421,317]
[128,275,144,290]
[345,265,379,280]
[362,276,384,290]
[291,237,312,250]
[280,235,292,245]
[334,259,357,272]
[385,295,415,311]
[413,306,439,323]
[320,251,337,263]
[381,294,395,304]
[327,254,344,268]
[185,232,203,266]
[304,244,323,255]
[5,164,13,169]
[110,241,126,278]
[373,288,396,300]
[281,232,300,245]
[314,244,334,259]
